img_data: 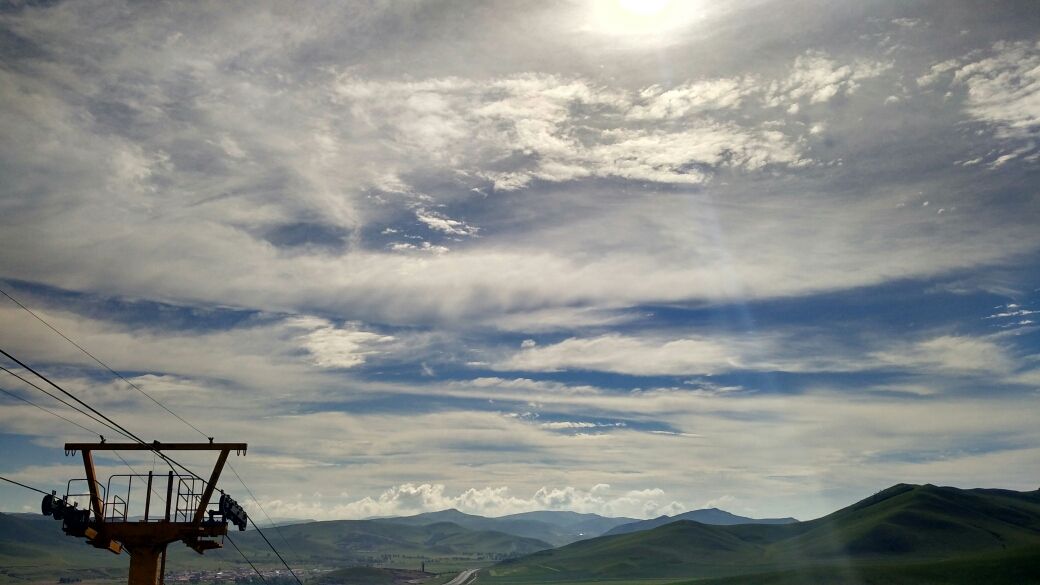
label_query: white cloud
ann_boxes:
[540,421,625,430]
[541,421,598,429]
[916,57,963,87]
[337,72,809,191]
[256,482,685,520]
[494,330,1033,381]
[891,18,922,29]
[388,241,450,254]
[921,41,1040,165]
[765,51,890,107]
[496,333,745,375]
[416,210,480,237]
[1,16,1031,327]
[870,335,1016,375]
[469,377,602,396]
[628,78,757,119]
[2,0,1039,526]
[951,41,1040,137]
[704,494,736,509]
[293,319,394,369]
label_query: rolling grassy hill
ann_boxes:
[378,509,636,546]
[312,566,432,585]
[0,513,127,582]
[604,508,797,536]
[490,510,638,542]
[481,484,1040,584]
[0,513,551,583]
[6,484,1040,585]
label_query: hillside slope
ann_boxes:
[379,509,634,546]
[605,508,797,536]
[0,514,550,583]
[498,510,637,540]
[483,484,1040,584]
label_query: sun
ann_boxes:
[617,0,672,17]
[584,0,702,39]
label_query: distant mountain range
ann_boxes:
[0,503,787,581]
[376,507,799,546]
[377,508,637,546]
[0,513,551,582]
[485,484,1040,585]
[6,485,1038,585]
[603,508,797,536]
[0,504,799,582]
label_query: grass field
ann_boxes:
[5,484,1040,585]
[0,512,546,584]
[480,484,1040,585]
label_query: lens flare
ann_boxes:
[584,0,703,39]
[617,0,671,17]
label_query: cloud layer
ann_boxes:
[1,0,1039,523]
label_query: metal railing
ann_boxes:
[66,472,218,523]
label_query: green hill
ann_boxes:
[0,513,550,583]
[312,566,432,585]
[378,509,636,546]
[604,508,798,536]
[0,513,126,582]
[482,484,1040,584]
[170,518,552,570]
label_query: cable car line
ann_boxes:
[0,351,301,583]
[0,290,304,581]
[0,385,99,435]
[0,290,304,584]
[0,287,208,438]
[0,474,50,495]
[0,384,168,505]
[225,534,268,583]
[0,348,149,447]
[0,364,138,442]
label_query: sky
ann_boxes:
[0,0,1039,524]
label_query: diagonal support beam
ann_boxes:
[191,449,230,528]
[81,449,105,526]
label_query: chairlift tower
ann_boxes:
[42,441,249,585]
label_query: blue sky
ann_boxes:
[0,0,1038,522]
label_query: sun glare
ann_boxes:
[585,0,703,38]
[617,0,671,17]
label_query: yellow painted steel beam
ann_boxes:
[65,442,247,452]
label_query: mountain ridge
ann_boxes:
[376,509,637,546]
[483,483,1040,584]
[604,507,798,536]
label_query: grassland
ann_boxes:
[5,484,1040,585]
[0,514,549,584]
[480,484,1040,585]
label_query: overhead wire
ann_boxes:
[0,287,208,438]
[0,348,150,447]
[0,474,50,495]
[0,291,303,584]
[0,474,139,561]
[0,347,205,488]
[0,289,303,574]
[0,364,138,442]
[0,385,98,435]
[0,348,262,566]
[227,463,303,561]
[225,534,268,583]
[1,346,204,490]
[0,383,167,505]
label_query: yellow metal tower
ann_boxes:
[44,441,248,585]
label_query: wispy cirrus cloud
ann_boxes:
[258,482,685,520]
[919,40,1040,166]
[335,72,812,191]
[2,0,1040,523]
